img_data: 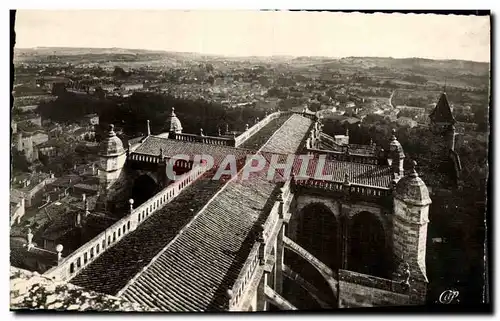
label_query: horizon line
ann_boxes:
[13,46,490,64]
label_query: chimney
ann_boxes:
[82,193,86,203]
[245,124,249,131]
[146,119,151,136]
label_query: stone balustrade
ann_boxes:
[307,147,381,165]
[234,112,283,147]
[292,178,391,198]
[172,133,236,146]
[43,164,208,282]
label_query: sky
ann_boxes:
[14,10,490,62]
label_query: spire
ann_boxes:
[226,123,229,135]
[218,127,221,136]
[430,92,456,124]
[146,119,151,136]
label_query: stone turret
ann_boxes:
[393,160,431,304]
[167,107,183,134]
[387,129,405,180]
[97,124,127,211]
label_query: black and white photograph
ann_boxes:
[8,9,491,312]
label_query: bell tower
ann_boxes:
[429,92,457,156]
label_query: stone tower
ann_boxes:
[387,129,405,180]
[167,107,183,135]
[97,124,127,211]
[429,92,457,158]
[393,160,432,304]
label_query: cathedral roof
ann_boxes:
[394,161,432,206]
[167,107,183,133]
[69,114,313,310]
[98,124,125,157]
[429,92,456,124]
[66,113,392,310]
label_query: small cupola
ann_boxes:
[168,107,183,134]
[98,124,125,157]
[394,161,432,206]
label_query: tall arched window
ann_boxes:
[349,211,388,278]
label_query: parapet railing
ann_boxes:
[292,177,391,199]
[44,164,208,282]
[318,133,377,155]
[306,147,381,165]
[234,112,283,147]
[172,133,236,146]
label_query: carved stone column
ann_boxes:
[274,223,285,295]
[256,271,269,311]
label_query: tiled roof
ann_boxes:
[119,114,312,311]
[69,114,295,298]
[121,173,277,311]
[132,136,250,167]
[128,136,144,146]
[290,157,392,188]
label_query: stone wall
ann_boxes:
[338,269,409,308]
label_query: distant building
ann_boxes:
[10,194,25,226]
[396,117,418,128]
[73,127,96,142]
[14,130,49,162]
[11,172,56,207]
[121,82,143,92]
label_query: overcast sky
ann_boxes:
[14,10,490,62]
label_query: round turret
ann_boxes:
[394,161,432,206]
[98,124,125,157]
[168,107,183,134]
[389,129,405,159]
